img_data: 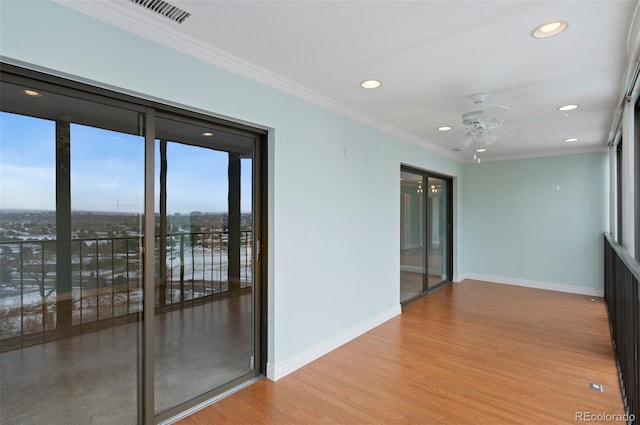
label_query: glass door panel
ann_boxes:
[0,81,144,425]
[153,116,256,416]
[400,170,425,303]
[427,177,449,289]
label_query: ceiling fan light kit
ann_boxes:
[455,92,509,163]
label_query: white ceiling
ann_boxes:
[59,0,639,162]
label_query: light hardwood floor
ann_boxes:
[179,280,625,425]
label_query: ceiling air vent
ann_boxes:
[129,0,191,24]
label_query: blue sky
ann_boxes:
[0,111,252,213]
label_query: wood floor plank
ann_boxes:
[179,280,625,424]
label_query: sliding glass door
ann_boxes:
[0,65,265,425]
[400,170,426,301]
[153,116,258,419]
[400,167,452,304]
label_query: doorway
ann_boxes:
[400,167,452,304]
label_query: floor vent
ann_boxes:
[129,0,191,24]
[590,383,603,392]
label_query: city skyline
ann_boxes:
[0,111,253,214]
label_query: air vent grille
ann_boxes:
[129,0,191,24]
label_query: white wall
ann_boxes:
[610,0,639,258]
[0,1,463,378]
[609,145,618,240]
[621,100,637,257]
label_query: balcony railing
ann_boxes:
[0,231,252,350]
[604,233,640,425]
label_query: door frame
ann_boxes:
[400,165,453,304]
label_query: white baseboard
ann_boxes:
[463,273,604,297]
[266,304,402,381]
[265,274,601,382]
[453,273,468,283]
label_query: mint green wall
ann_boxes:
[462,152,609,292]
[0,1,463,366]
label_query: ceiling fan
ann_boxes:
[458,92,510,162]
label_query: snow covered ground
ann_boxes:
[0,236,253,340]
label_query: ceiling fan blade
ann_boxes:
[460,134,473,148]
[477,105,509,121]
[452,126,471,136]
[493,127,514,137]
[412,124,462,130]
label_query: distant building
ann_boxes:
[190,211,202,232]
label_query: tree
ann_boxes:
[0,247,14,285]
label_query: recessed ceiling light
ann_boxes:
[23,89,41,97]
[438,126,453,131]
[202,132,214,137]
[476,148,487,153]
[360,80,381,89]
[564,138,578,143]
[531,20,569,39]
[558,104,579,111]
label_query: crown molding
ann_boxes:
[464,144,607,163]
[55,0,460,161]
